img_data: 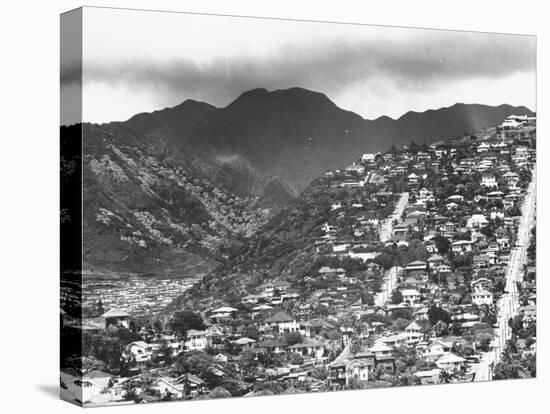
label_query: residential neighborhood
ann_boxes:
[61,118,536,405]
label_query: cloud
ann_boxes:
[68,30,534,106]
[62,17,535,123]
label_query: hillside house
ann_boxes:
[405,260,427,274]
[471,277,493,292]
[435,353,466,371]
[124,341,153,369]
[102,309,130,330]
[261,311,300,334]
[401,289,422,306]
[471,289,493,306]
[451,240,473,254]
[185,330,209,351]
[423,340,453,361]
[481,174,498,188]
[151,377,184,400]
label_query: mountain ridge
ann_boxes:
[115,87,533,193]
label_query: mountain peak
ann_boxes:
[229,86,334,107]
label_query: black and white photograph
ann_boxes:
[58,6,538,407]
[4,1,549,413]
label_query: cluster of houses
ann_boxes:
[62,118,536,405]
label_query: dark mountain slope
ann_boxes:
[78,123,274,278]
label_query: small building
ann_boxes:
[481,174,498,188]
[401,289,421,306]
[405,260,427,274]
[185,329,209,351]
[435,353,466,371]
[261,310,300,334]
[102,309,130,330]
[423,340,453,360]
[151,377,184,399]
[471,289,493,306]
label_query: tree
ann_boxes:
[428,305,451,326]
[433,235,451,255]
[288,352,304,365]
[407,239,428,261]
[284,331,303,346]
[508,315,524,336]
[176,350,213,376]
[153,319,163,333]
[238,350,257,378]
[373,254,394,270]
[242,324,261,341]
[65,355,105,376]
[392,318,411,332]
[209,386,233,399]
[346,377,367,390]
[391,308,414,320]
[439,370,455,383]
[170,310,206,338]
[391,289,403,304]
[96,299,104,315]
[362,291,375,306]
[123,382,140,403]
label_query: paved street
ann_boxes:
[491,166,536,366]
[375,266,400,306]
[379,192,409,242]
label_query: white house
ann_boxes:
[435,353,466,371]
[481,174,498,188]
[261,310,300,334]
[471,289,493,306]
[477,142,491,153]
[423,340,453,360]
[361,153,377,163]
[125,341,153,368]
[466,214,489,229]
[408,173,419,185]
[401,289,422,306]
[60,370,112,404]
[102,309,130,330]
[185,329,209,350]
[151,377,184,399]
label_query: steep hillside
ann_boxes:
[170,176,394,311]
[73,87,533,279]
[77,123,275,278]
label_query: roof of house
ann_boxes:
[401,289,421,296]
[370,344,393,352]
[288,340,324,349]
[436,353,466,364]
[212,306,238,313]
[406,260,427,267]
[102,309,130,318]
[426,340,453,350]
[176,373,204,385]
[264,311,294,323]
[406,321,423,331]
[414,368,442,378]
[127,341,149,349]
[234,337,256,345]
[187,329,207,336]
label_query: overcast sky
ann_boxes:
[61,7,536,125]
